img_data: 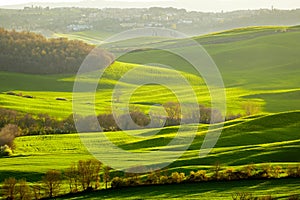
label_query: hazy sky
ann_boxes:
[1,0,300,12]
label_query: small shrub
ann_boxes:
[257,195,273,200]
[288,195,300,200]
[242,101,261,116]
[124,177,140,187]
[170,172,185,184]
[146,170,161,185]
[287,165,300,178]
[242,164,256,179]
[211,161,222,180]
[258,165,274,179]
[2,177,18,200]
[273,166,283,178]
[223,168,235,181]
[188,170,208,182]
[56,97,67,101]
[232,192,254,200]
[111,177,125,189]
[23,95,34,99]
[159,175,169,185]
[6,91,17,96]
[0,144,13,157]
[17,179,32,200]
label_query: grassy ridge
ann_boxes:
[117,26,300,89]
[1,111,299,182]
[1,26,300,199]
[0,26,299,117]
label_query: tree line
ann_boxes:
[0,101,230,157]
[0,28,114,74]
[1,100,258,158]
[1,159,109,200]
[0,101,224,136]
[1,160,300,199]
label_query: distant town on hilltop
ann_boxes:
[0,6,300,36]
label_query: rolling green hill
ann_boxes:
[56,179,300,200]
[0,111,299,199]
[2,28,300,118]
[1,26,300,199]
[1,111,299,180]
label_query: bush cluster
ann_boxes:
[0,108,76,136]
[0,101,225,136]
[1,159,109,199]
[111,164,300,189]
[2,162,300,199]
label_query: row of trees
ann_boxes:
[0,28,114,74]
[111,164,300,189]
[1,159,110,200]
[232,192,299,200]
[0,124,20,157]
[0,99,262,137]
[95,103,224,132]
[0,101,224,137]
[0,100,254,157]
[0,107,76,136]
[2,161,300,199]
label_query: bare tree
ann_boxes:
[0,124,20,149]
[43,170,61,198]
[2,177,18,200]
[17,179,32,200]
[163,102,181,126]
[212,161,222,180]
[77,159,102,191]
[242,101,261,116]
[103,166,112,189]
[32,184,42,200]
[65,163,79,193]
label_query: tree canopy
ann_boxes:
[0,28,114,74]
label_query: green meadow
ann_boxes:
[0,111,299,198]
[56,179,300,200]
[0,26,300,199]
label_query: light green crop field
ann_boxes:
[56,179,300,200]
[1,26,300,118]
[0,111,299,199]
[1,26,300,199]
[1,111,299,180]
[0,61,259,118]
[53,30,115,45]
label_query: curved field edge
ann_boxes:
[0,111,299,182]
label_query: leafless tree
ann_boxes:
[0,124,20,149]
[77,159,102,191]
[43,170,61,198]
[2,177,17,200]
[103,166,112,189]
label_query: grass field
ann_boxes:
[56,179,300,200]
[2,26,298,117]
[1,26,300,199]
[1,111,299,181]
[53,30,115,45]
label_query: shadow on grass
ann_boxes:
[0,170,44,182]
[56,178,300,200]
